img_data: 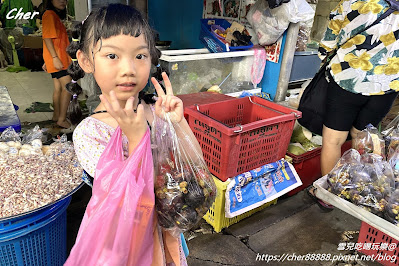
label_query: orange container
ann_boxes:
[185,96,302,181]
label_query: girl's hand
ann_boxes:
[99,91,148,146]
[42,63,47,72]
[53,57,63,70]
[151,72,184,123]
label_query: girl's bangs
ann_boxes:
[95,6,147,43]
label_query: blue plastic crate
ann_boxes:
[0,197,71,266]
[200,19,253,53]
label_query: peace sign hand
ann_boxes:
[151,72,184,123]
[99,90,148,144]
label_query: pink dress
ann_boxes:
[73,116,188,266]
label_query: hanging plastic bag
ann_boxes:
[251,46,267,89]
[152,112,216,237]
[246,0,315,46]
[65,128,155,266]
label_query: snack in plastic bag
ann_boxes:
[353,124,385,157]
[152,112,216,236]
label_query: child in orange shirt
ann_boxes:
[42,0,74,133]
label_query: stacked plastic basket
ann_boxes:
[0,196,71,266]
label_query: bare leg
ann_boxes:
[350,127,361,143]
[321,125,349,176]
[52,78,62,121]
[56,75,72,128]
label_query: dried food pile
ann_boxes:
[0,129,82,219]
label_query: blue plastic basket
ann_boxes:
[200,19,253,53]
[0,197,71,266]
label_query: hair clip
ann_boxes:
[71,80,77,83]
[156,64,160,68]
[72,58,78,62]
[72,38,79,42]
[82,14,89,25]
[73,94,78,99]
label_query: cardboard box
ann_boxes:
[23,36,43,49]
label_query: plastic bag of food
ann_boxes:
[384,189,399,225]
[151,112,216,236]
[327,150,395,215]
[327,149,360,198]
[353,124,385,157]
[21,125,43,145]
[387,146,399,188]
[0,126,21,142]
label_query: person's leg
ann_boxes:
[52,78,62,122]
[320,126,349,176]
[350,127,361,142]
[57,74,72,128]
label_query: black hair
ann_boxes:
[45,0,67,20]
[65,3,167,124]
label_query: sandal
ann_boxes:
[307,186,334,212]
[60,123,76,134]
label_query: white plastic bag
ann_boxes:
[246,0,315,45]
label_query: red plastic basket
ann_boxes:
[357,222,399,266]
[185,96,302,181]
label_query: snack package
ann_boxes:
[327,149,395,216]
[151,113,216,236]
[353,124,385,158]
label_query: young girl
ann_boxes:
[65,4,203,265]
[42,0,73,133]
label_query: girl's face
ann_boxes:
[90,34,151,106]
[51,0,67,11]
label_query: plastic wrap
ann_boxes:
[384,189,399,225]
[151,112,216,236]
[0,126,21,142]
[353,124,385,158]
[21,125,43,145]
[246,0,315,46]
[327,149,395,216]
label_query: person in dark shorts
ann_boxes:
[42,0,74,133]
[307,0,399,210]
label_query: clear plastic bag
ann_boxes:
[21,125,43,145]
[327,149,395,216]
[353,124,385,157]
[246,0,315,46]
[0,126,21,142]
[151,112,216,236]
[384,189,399,225]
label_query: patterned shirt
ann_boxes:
[318,0,399,95]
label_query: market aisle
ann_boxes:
[0,70,54,123]
[185,191,382,266]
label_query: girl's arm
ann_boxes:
[43,38,63,70]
